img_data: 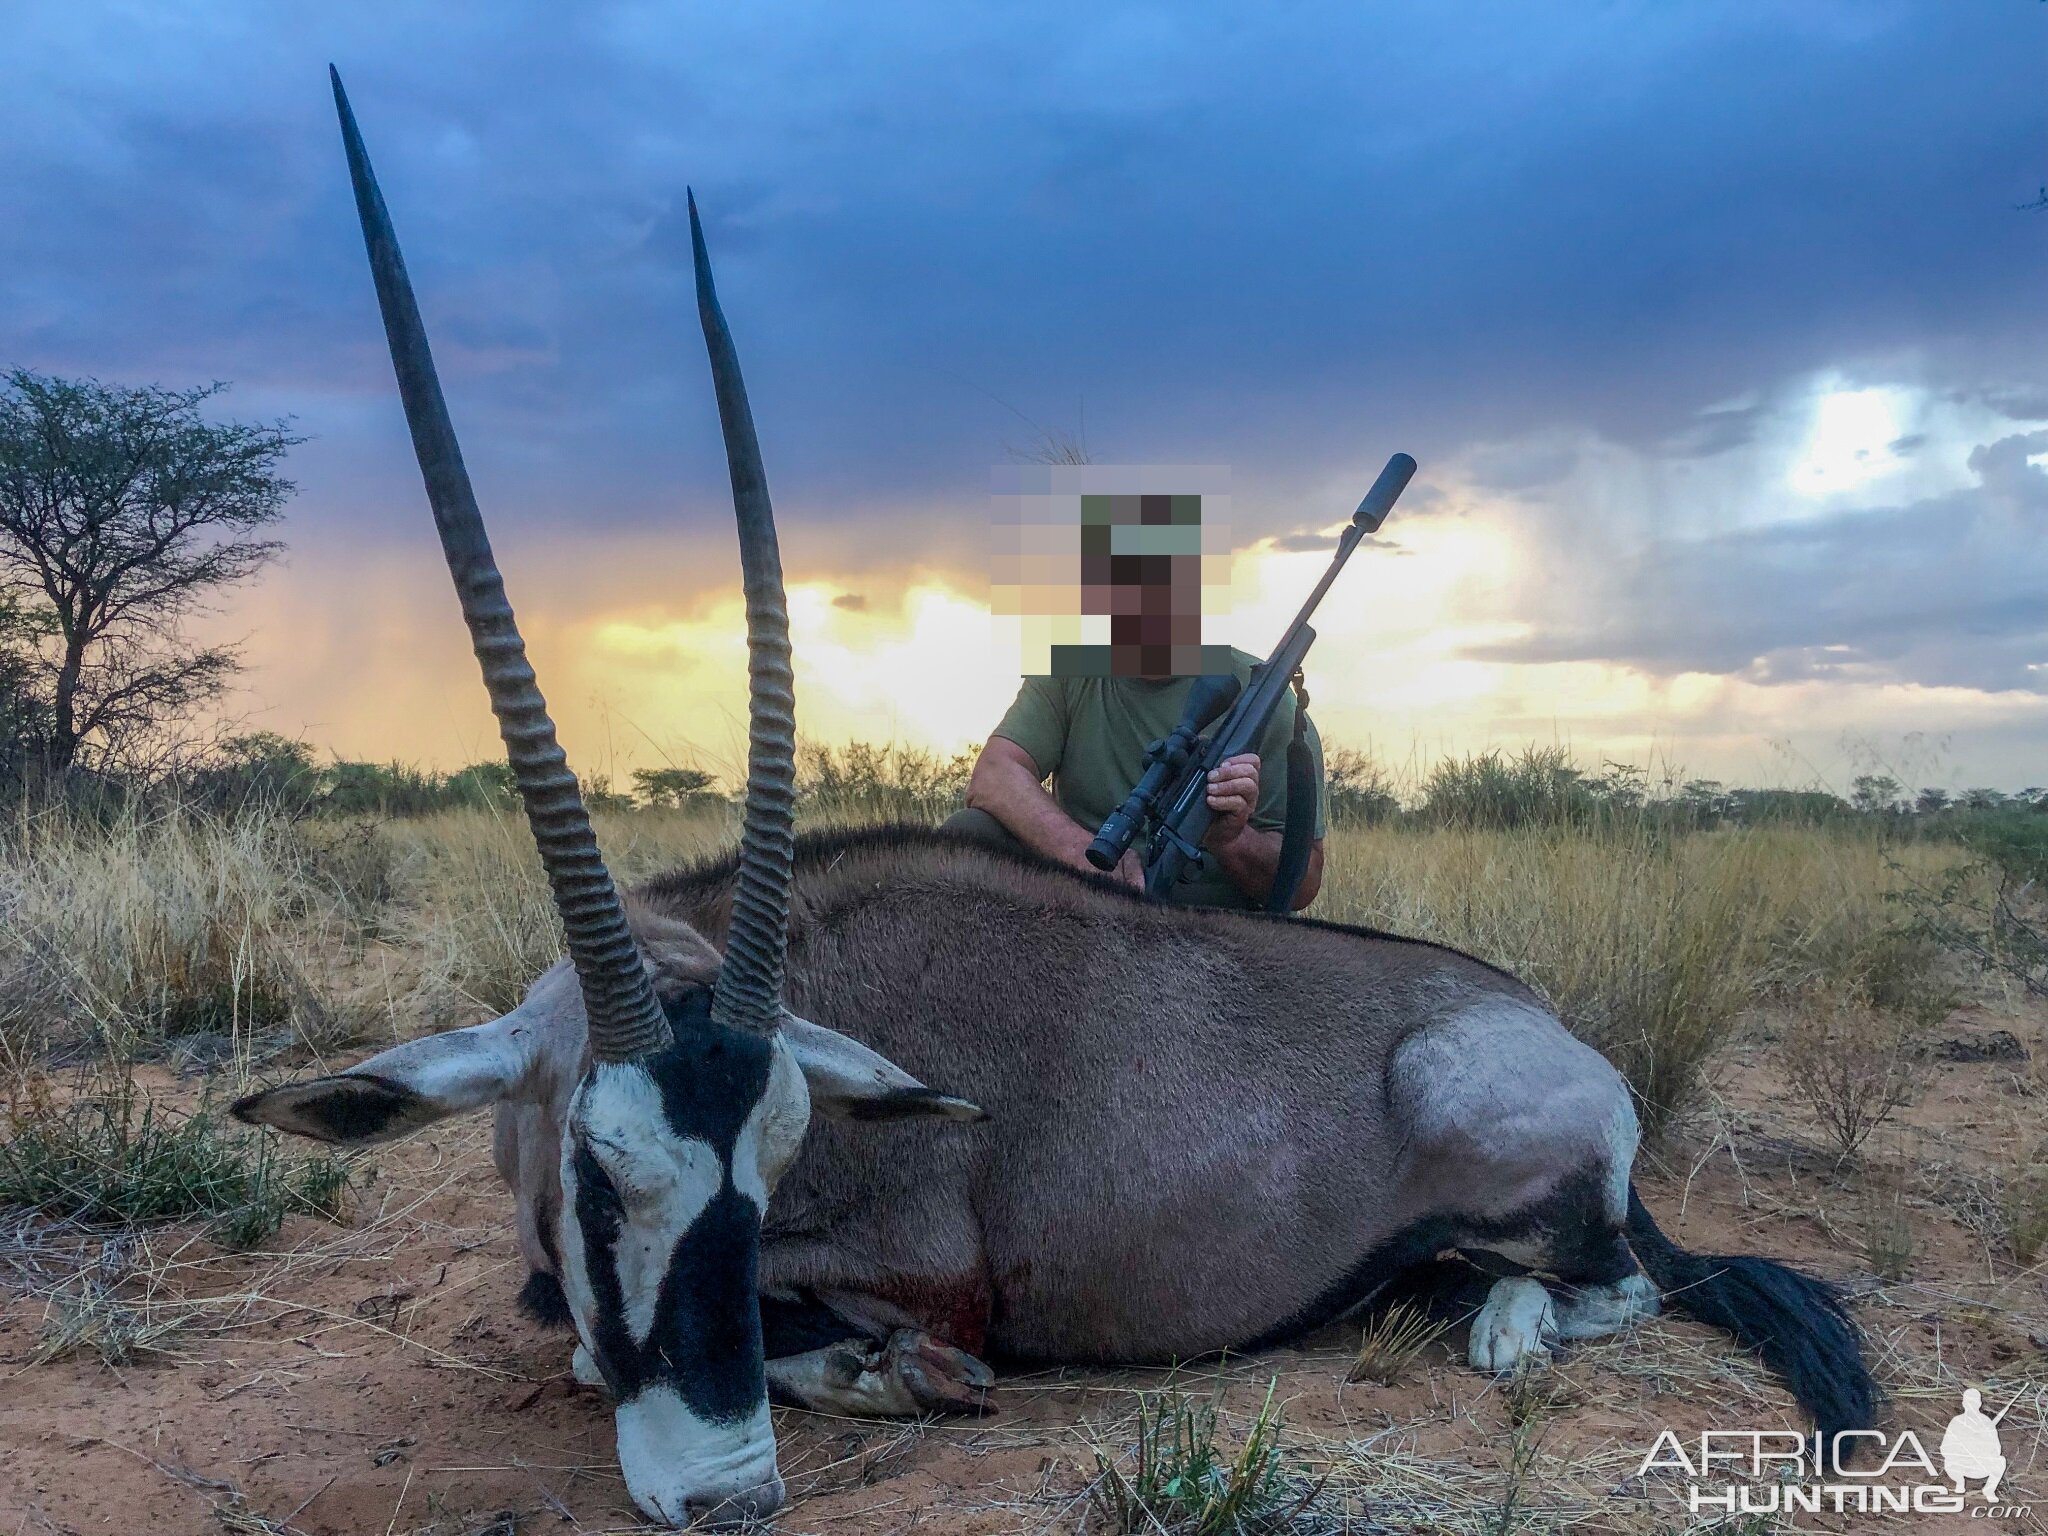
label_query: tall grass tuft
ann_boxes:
[0,746,1981,1143]
[796,739,974,825]
[1347,1300,1450,1386]
[1417,746,1596,830]
[381,805,734,1019]
[381,744,966,1020]
[0,798,384,1056]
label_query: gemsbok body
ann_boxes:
[237,70,1877,1528]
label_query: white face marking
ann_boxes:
[614,1388,783,1526]
[565,1063,722,1346]
[553,1046,814,1527]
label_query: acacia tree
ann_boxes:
[0,370,296,771]
[0,594,53,781]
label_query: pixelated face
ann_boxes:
[991,465,1233,681]
[1077,493,1208,677]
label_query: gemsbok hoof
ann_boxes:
[1468,1277,1558,1374]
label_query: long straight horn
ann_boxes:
[330,67,670,1063]
[689,192,796,1035]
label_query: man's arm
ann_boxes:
[1201,752,1325,909]
[966,736,1144,887]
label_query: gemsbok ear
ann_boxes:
[232,1013,541,1146]
[781,1014,987,1124]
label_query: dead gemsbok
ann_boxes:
[236,70,1877,1528]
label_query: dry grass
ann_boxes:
[0,782,2023,1533]
[32,1270,194,1366]
[1346,1301,1450,1387]
[1999,1153,2048,1266]
[1,800,1979,1141]
[1319,821,1971,1130]
[0,799,390,1060]
[1855,1155,1919,1283]
[376,805,732,1020]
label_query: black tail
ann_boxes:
[518,1269,573,1328]
[1627,1186,1876,1453]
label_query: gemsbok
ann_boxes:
[235,69,1877,1528]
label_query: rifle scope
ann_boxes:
[1085,673,1241,872]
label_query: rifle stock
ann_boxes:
[1143,624,1314,894]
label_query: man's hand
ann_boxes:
[1201,752,1262,848]
[1112,849,1146,890]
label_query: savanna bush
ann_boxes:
[1314,819,1966,1132]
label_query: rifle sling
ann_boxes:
[1265,670,1317,914]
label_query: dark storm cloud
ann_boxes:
[7,3,2047,500]
[1656,405,1773,461]
[3,0,2046,729]
[1470,430,2048,695]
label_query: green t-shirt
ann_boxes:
[992,649,1327,909]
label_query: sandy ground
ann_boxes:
[3,1001,2045,1536]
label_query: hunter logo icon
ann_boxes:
[1941,1388,2009,1502]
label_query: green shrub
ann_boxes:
[796,739,973,824]
[1089,1381,1316,1535]
[1953,808,2048,886]
[1324,747,1400,825]
[0,1077,352,1249]
[322,759,458,816]
[632,766,726,810]
[1418,747,1595,830]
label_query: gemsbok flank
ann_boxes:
[236,69,1879,1528]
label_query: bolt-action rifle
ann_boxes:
[1085,452,1416,906]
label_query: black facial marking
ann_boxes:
[572,989,777,1424]
[534,1190,564,1277]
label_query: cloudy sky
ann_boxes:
[6,1,2046,792]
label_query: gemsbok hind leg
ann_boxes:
[1390,997,1656,1376]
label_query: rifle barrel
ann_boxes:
[1275,453,1416,639]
